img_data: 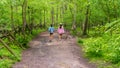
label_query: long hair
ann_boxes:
[59,24,62,29]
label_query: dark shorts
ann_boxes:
[50,33,53,35]
[59,34,62,36]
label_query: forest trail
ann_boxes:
[13,31,96,68]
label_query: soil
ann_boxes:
[12,31,97,68]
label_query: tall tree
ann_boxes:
[11,4,14,29]
[22,0,27,36]
[72,2,77,30]
[82,2,90,35]
[43,8,46,27]
[51,7,54,25]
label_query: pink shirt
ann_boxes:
[57,27,65,34]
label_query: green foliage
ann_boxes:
[77,38,83,44]
[0,29,44,67]
[82,37,104,57]
[0,44,22,67]
[16,34,32,47]
[16,29,44,47]
[1,0,120,67]
[77,19,120,67]
[0,59,14,68]
[79,33,120,67]
[105,19,120,34]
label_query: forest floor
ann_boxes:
[12,31,97,68]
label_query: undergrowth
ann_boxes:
[0,29,44,68]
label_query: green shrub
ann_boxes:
[80,34,120,65]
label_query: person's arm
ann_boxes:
[48,27,50,32]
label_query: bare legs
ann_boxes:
[59,34,62,40]
[49,33,53,42]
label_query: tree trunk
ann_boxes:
[44,9,46,27]
[51,7,54,25]
[82,5,89,35]
[56,5,59,25]
[31,8,34,30]
[22,0,27,36]
[28,6,31,24]
[106,2,110,23]
[60,6,63,23]
[72,5,76,30]
[39,10,42,28]
[69,7,76,30]
[11,5,14,29]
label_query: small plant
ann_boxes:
[78,38,83,44]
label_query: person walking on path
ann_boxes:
[57,23,65,40]
[48,24,54,41]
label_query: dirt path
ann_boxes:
[13,32,96,68]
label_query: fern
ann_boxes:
[105,19,120,33]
